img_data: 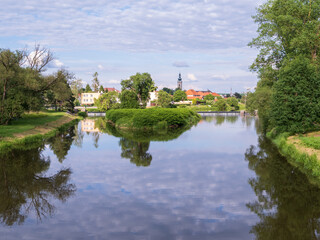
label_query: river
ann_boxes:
[1,115,320,240]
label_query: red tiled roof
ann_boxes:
[104,87,120,92]
[186,89,221,100]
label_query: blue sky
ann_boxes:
[0,0,265,93]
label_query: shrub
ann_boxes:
[78,112,87,118]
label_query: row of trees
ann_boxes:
[248,0,320,134]
[0,46,77,125]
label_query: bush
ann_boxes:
[105,108,201,129]
[78,112,87,118]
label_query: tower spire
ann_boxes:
[177,73,182,90]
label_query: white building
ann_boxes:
[147,91,158,107]
[81,92,101,105]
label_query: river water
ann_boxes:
[1,115,320,240]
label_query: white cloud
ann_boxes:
[49,59,64,68]
[108,79,120,84]
[187,73,197,81]
[98,64,104,70]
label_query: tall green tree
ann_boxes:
[91,72,99,92]
[85,84,92,93]
[173,90,187,102]
[157,90,173,108]
[99,85,104,93]
[250,0,320,133]
[94,91,119,111]
[120,90,139,109]
[162,87,175,95]
[121,72,156,107]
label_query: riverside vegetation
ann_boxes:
[105,108,201,130]
[248,0,320,180]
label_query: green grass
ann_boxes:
[0,112,66,138]
[300,136,320,150]
[268,132,320,185]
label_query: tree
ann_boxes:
[215,99,227,111]
[70,78,83,97]
[99,85,104,93]
[120,90,139,109]
[121,72,156,107]
[94,91,119,111]
[162,87,175,95]
[249,0,320,133]
[203,94,215,101]
[44,69,75,111]
[156,90,173,108]
[226,97,238,107]
[173,90,187,102]
[85,84,92,92]
[0,46,57,124]
[234,92,242,99]
[91,72,99,92]
[270,56,320,134]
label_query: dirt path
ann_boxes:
[13,115,77,139]
[288,133,320,160]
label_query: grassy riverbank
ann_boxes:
[0,111,79,152]
[268,132,320,183]
[105,108,201,130]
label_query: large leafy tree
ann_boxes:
[250,0,320,133]
[94,91,119,111]
[121,72,156,107]
[0,47,60,124]
[120,90,139,109]
[157,90,173,108]
[173,90,187,102]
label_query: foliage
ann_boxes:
[300,136,320,150]
[215,99,227,111]
[77,111,87,118]
[91,72,99,92]
[173,90,187,102]
[226,97,238,107]
[157,90,173,108]
[203,94,215,101]
[121,72,156,107]
[99,85,105,93]
[70,78,83,97]
[234,92,242,99]
[162,87,175,95]
[270,56,320,134]
[250,0,320,134]
[85,84,92,92]
[94,91,119,112]
[105,108,201,129]
[119,90,139,109]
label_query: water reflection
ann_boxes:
[93,118,193,167]
[0,138,76,226]
[245,136,320,239]
[119,138,152,167]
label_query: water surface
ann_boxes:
[1,115,320,239]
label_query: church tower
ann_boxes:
[177,73,182,90]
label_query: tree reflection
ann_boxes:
[47,126,75,162]
[0,145,75,226]
[245,136,320,240]
[119,138,152,167]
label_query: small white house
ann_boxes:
[147,91,158,107]
[80,92,101,105]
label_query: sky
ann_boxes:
[0,0,265,93]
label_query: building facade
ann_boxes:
[81,92,101,105]
[185,89,221,100]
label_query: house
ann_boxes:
[185,89,221,100]
[147,91,158,107]
[80,92,101,105]
[104,87,120,93]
